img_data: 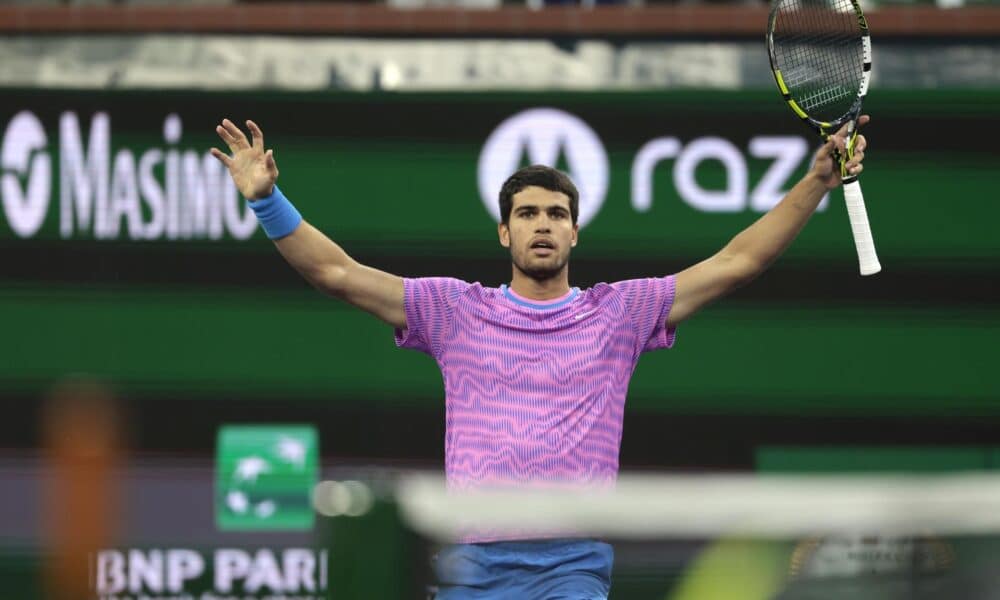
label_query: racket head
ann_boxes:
[766,0,871,137]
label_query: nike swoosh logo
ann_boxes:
[574,309,597,320]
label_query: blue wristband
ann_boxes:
[247,185,302,239]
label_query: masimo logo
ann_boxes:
[477,108,609,228]
[1,112,50,237]
[478,108,828,226]
[0,110,256,241]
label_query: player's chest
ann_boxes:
[444,309,634,368]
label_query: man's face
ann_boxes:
[498,186,578,281]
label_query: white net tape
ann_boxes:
[387,473,1000,542]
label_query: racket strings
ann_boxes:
[797,84,853,113]
[771,0,863,121]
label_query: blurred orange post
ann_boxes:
[41,378,123,600]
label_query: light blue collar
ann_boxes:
[501,285,579,310]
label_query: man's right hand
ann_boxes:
[210,119,278,201]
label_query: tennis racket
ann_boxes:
[767,0,881,276]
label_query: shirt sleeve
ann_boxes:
[610,275,678,354]
[394,277,472,359]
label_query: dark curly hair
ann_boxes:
[498,165,579,225]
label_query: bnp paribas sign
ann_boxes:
[93,425,325,599]
[95,547,330,599]
[0,111,257,241]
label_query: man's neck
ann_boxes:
[508,269,571,301]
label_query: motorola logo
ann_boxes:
[477,108,610,229]
[477,107,827,228]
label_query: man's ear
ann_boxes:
[571,223,578,247]
[498,222,510,248]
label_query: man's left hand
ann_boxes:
[811,114,869,190]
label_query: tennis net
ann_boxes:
[316,472,1000,599]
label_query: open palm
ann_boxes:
[210,119,278,201]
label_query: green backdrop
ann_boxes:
[2,89,995,415]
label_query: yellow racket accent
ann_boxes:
[786,99,808,119]
[775,70,810,120]
[840,127,860,178]
[846,127,859,159]
[775,70,790,95]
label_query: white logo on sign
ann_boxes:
[227,490,250,514]
[477,108,609,228]
[276,436,306,470]
[1,111,51,238]
[234,456,270,483]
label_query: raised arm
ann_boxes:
[666,116,869,327]
[211,119,405,329]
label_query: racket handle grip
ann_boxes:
[842,180,881,276]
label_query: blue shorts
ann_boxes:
[432,539,613,600]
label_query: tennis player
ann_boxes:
[212,116,868,599]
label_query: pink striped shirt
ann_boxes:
[395,276,677,495]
